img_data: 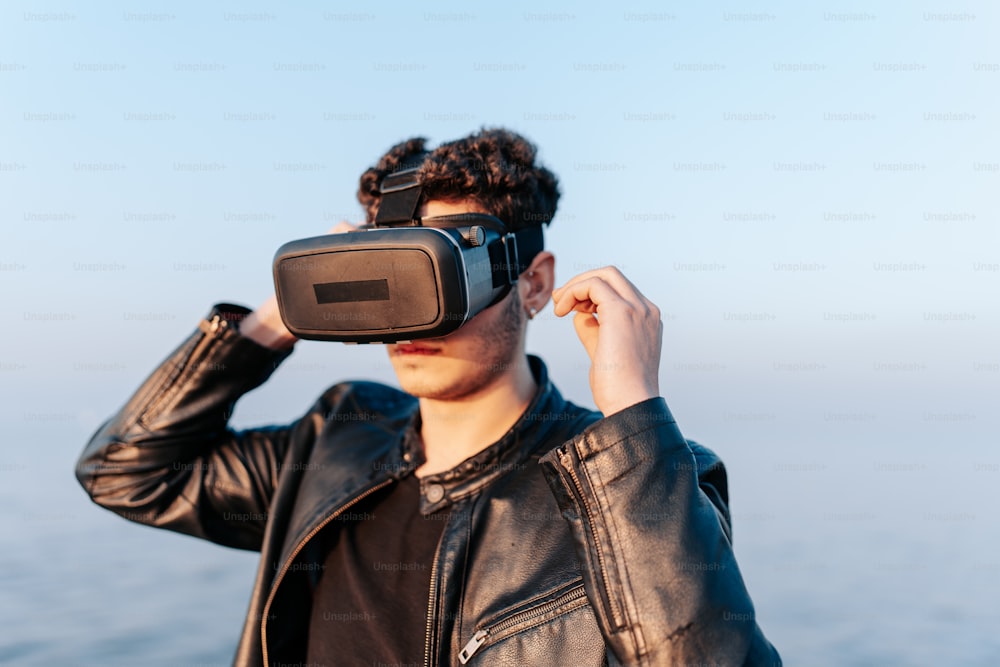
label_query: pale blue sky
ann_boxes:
[1,2,998,664]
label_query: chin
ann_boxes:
[390,356,500,401]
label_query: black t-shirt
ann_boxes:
[306,473,449,665]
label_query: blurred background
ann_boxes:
[1,1,997,665]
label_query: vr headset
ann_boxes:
[272,165,543,343]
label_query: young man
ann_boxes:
[76,128,781,665]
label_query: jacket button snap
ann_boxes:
[425,483,445,503]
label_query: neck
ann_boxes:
[415,356,537,477]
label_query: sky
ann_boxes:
[1,1,998,664]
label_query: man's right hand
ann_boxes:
[241,221,361,350]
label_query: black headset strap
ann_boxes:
[374,167,423,226]
[376,166,545,278]
[509,225,543,276]
[482,225,543,307]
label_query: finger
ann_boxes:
[551,276,628,318]
[553,265,641,303]
[572,311,600,360]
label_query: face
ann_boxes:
[386,199,527,401]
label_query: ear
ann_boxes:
[518,251,555,316]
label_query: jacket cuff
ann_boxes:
[209,302,254,326]
[191,302,295,394]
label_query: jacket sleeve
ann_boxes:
[75,304,300,552]
[539,398,781,666]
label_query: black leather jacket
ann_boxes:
[76,304,781,666]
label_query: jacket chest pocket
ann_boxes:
[458,581,605,665]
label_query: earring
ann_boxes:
[528,307,537,320]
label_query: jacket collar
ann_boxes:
[402,355,579,514]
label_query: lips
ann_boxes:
[392,343,442,356]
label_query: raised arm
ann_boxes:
[75,303,301,551]
[547,266,781,665]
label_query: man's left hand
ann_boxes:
[551,266,662,416]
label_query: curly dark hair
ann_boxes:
[356,128,560,233]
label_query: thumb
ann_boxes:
[572,311,600,361]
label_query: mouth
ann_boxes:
[392,343,443,356]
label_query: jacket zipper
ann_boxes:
[422,524,446,667]
[261,478,393,666]
[458,583,587,663]
[559,446,623,630]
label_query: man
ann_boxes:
[76,128,781,665]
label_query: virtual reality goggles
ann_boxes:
[272,166,543,343]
